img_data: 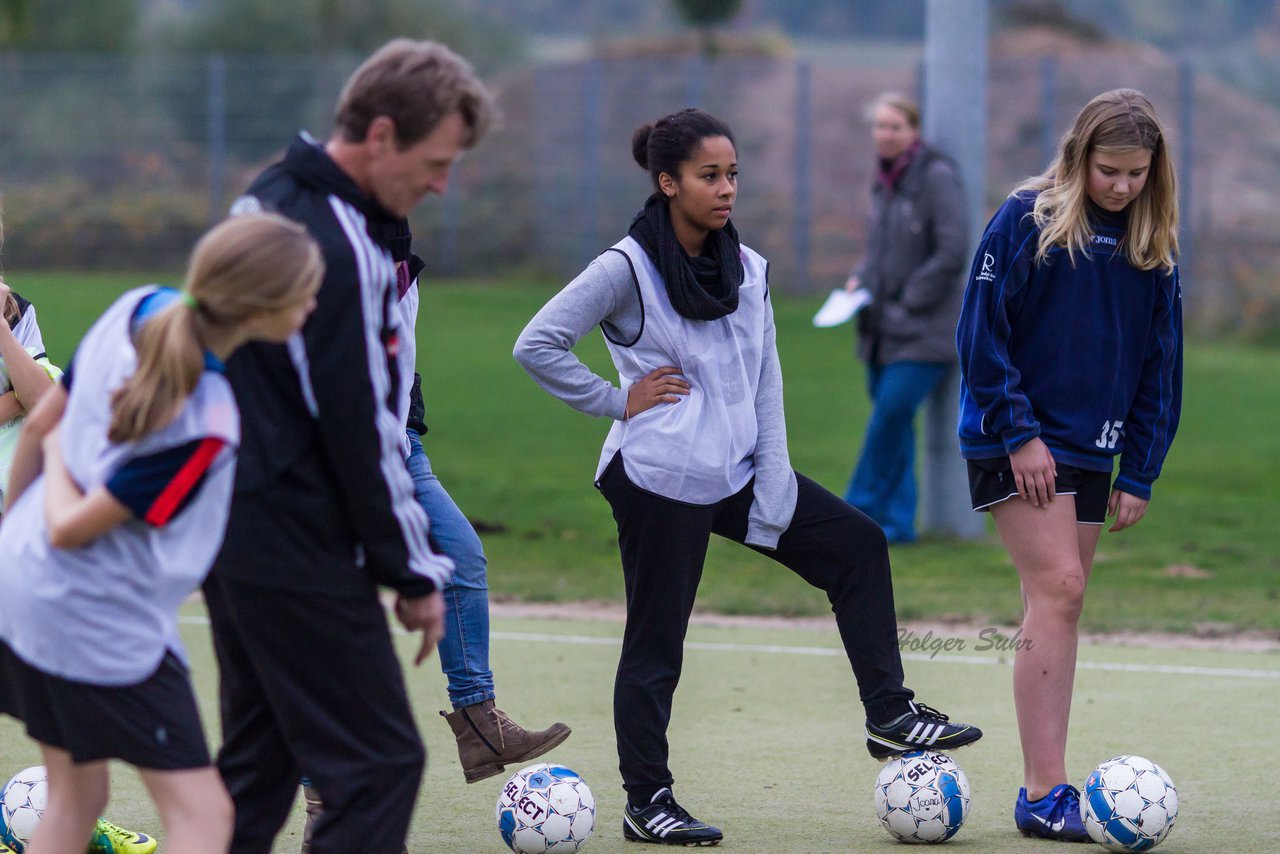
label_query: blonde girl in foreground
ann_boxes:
[0,213,322,854]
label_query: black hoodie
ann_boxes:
[210,134,452,597]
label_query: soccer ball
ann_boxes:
[0,766,47,850]
[1082,755,1178,852]
[874,751,971,843]
[496,763,595,853]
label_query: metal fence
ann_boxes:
[2,49,1277,332]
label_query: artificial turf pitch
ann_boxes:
[1,608,1275,852]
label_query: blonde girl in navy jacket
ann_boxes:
[956,89,1182,842]
[0,214,321,854]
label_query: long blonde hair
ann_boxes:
[1,288,13,328]
[109,213,324,442]
[1014,88,1178,273]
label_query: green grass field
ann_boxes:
[15,272,1280,635]
[1,609,1276,852]
[1,270,1278,849]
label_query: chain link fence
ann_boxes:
[2,49,1277,333]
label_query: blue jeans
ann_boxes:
[406,430,495,709]
[844,361,949,543]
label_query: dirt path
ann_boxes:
[489,599,1280,653]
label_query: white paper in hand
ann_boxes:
[812,288,871,328]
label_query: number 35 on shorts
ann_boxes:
[1094,420,1124,449]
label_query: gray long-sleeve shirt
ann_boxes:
[514,248,797,548]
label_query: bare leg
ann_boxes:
[139,767,234,854]
[24,745,106,854]
[991,497,1097,800]
[1076,522,1103,584]
[1017,520,1101,629]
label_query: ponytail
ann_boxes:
[108,299,204,443]
[106,212,323,444]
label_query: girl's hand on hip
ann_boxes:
[626,366,689,419]
[1107,489,1148,532]
[1009,437,1056,507]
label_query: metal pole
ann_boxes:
[686,53,705,108]
[531,67,551,263]
[1176,60,1194,288]
[580,58,603,266]
[207,54,227,224]
[920,0,987,538]
[439,171,459,276]
[1040,56,1057,167]
[791,60,812,291]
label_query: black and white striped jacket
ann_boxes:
[211,133,452,597]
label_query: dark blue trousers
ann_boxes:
[845,361,950,542]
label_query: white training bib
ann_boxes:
[595,236,769,505]
[0,287,239,685]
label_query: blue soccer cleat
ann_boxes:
[1015,784,1092,843]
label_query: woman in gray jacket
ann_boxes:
[843,92,969,543]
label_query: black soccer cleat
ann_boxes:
[865,700,983,759]
[623,788,723,847]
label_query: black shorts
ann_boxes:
[967,457,1111,524]
[0,641,211,769]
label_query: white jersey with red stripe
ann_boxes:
[0,286,239,686]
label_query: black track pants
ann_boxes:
[204,574,425,854]
[597,454,912,794]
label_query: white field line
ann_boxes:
[176,617,1280,681]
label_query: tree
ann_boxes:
[0,0,32,45]
[166,0,522,71]
[672,0,743,56]
[4,0,139,51]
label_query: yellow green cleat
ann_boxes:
[87,818,157,854]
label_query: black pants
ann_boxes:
[203,573,425,854]
[597,454,912,794]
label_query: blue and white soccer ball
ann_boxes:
[874,750,971,843]
[496,762,595,853]
[0,765,47,851]
[1082,755,1178,852]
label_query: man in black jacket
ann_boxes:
[204,40,494,853]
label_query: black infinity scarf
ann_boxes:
[628,193,743,322]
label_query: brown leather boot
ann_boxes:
[301,785,407,854]
[440,700,571,783]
